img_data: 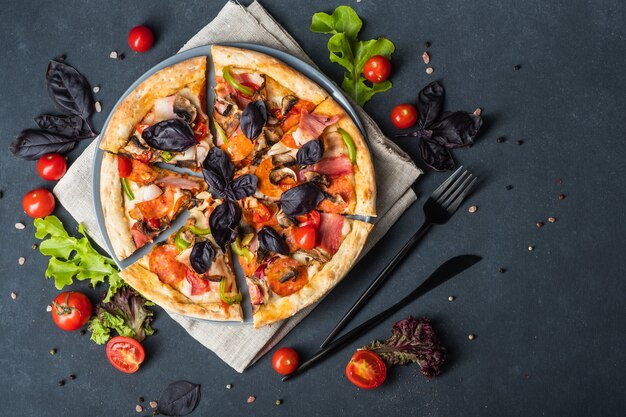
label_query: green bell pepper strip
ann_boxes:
[222,66,255,97]
[220,278,242,304]
[160,151,173,161]
[188,225,212,235]
[231,236,254,264]
[175,229,191,251]
[241,233,254,247]
[212,116,228,144]
[121,178,134,200]
[338,128,357,164]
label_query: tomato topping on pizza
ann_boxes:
[127,160,158,185]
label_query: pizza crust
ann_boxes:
[253,219,373,328]
[212,45,328,105]
[99,56,206,153]
[120,262,243,322]
[100,153,136,260]
[314,98,377,217]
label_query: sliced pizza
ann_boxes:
[100,153,207,260]
[234,196,372,328]
[99,56,211,169]
[119,192,243,321]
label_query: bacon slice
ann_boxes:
[298,154,353,182]
[131,223,152,248]
[293,110,339,146]
[248,281,263,305]
[185,268,211,296]
[156,175,204,191]
[316,213,345,255]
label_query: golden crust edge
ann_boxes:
[120,262,243,322]
[99,56,207,153]
[253,220,374,328]
[211,45,328,105]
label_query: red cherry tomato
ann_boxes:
[22,188,55,218]
[272,347,299,375]
[106,336,145,374]
[391,104,419,129]
[128,25,154,53]
[363,55,391,83]
[296,210,321,229]
[37,154,67,181]
[117,155,133,178]
[293,225,316,251]
[346,350,387,389]
[51,291,92,331]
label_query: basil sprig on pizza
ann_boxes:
[99,46,376,327]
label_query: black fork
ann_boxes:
[319,166,478,348]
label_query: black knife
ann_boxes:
[282,254,482,381]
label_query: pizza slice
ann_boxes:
[99,56,211,169]
[100,153,207,260]
[119,192,243,321]
[235,196,372,328]
[211,45,327,167]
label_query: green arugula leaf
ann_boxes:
[34,216,69,239]
[311,5,395,106]
[39,236,78,259]
[45,257,80,289]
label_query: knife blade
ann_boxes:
[282,254,482,381]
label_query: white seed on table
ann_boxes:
[473,107,482,116]
[135,404,142,413]
[109,51,118,59]
[15,223,25,230]
[426,67,434,74]
[448,296,455,302]
[46,305,52,312]
[93,86,100,93]
[468,334,476,341]
[95,102,102,113]
[149,401,157,408]
[11,292,17,300]
[247,396,256,403]
[18,257,25,265]
[226,384,232,389]
[528,245,534,251]
[468,205,478,213]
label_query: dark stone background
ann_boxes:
[1,1,624,416]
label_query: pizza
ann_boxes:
[99,46,376,327]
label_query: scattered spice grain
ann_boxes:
[247,396,256,404]
[548,217,556,223]
[426,67,434,74]
[468,205,478,213]
[422,51,430,64]
[15,222,25,230]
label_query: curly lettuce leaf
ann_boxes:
[311,6,395,106]
[88,286,155,345]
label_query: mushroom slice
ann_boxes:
[269,167,297,185]
[281,95,299,116]
[323,191,346,205]
[271,153,296,167]
[278,268,297,283]
[276,208,295,228]
[303,171,329,187]
[297,248,331,263]
[174,95,197,123]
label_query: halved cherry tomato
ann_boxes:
[391,104,419,129]
[117,155,133,178]
[266,258,309,297]
[128,25,154,53]
[106,336,145,374]
[193,119,209,141]
[363,55,391,83]
[37,154,67,181]
[345,350,387,389]
[272,347,299,375]
[149,244,187,285]
[51,291,92,331]
[296,210,321,229]
[22,188,55,218]
[292,225,316,251]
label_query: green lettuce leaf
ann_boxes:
[311,5,395,106]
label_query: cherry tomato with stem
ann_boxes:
[106,336,145,374]
[391,104,419,129]
[51,291,92,331]
[345,350,387,389]
[363,55,391,83]
[37,154,67,181]
[293,225,316,251]
[128,25,154,53]
[22,188,55,218]
[272,347,299,375]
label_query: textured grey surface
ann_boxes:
[0,0,625,416]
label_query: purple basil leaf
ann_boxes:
[230,174,258,200]
[209,200,241,250]
[34,114,96,139]
[190,241,215,274]
[240,100,267,140]
[279,182,324,216]
[258,226,289,255]
[157,380,201,417]
[416,81,444,129]
[420,137,455,171]
[46,60,94,120]
[142,119,196,152]
[430,111,482,149]
[9,129,77,160]
[202,147,235,198]
[296,139,324,166]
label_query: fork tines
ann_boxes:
[431,166,478,213]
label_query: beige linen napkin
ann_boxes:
[54,1,421,373]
